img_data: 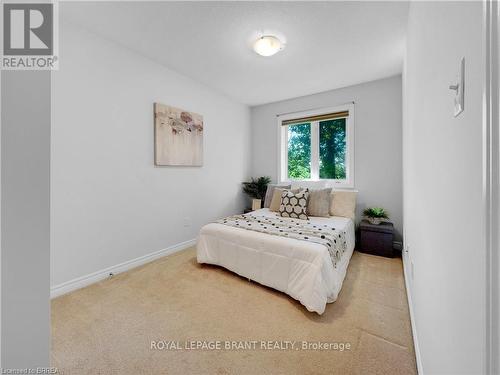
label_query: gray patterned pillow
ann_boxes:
[279,189,309,220]
[307,188,332,217]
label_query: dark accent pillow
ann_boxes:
[279,189,309,220]
[264,184,291,208]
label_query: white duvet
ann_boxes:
[196,208,355,314]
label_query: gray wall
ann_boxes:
[51,23,251,288]
[1,71,50,367]
[403,2,485,373]
[251,75,403,240]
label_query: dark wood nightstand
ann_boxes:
[358,220,394,257]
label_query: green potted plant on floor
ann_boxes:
[363,207,389,225]
[242,176,271,210]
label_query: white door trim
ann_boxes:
[483,1,499,373]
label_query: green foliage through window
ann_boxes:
[287,123,311,179]
[319,119,346,179]
[286,118,347,180]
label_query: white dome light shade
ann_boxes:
[253,35,284,57]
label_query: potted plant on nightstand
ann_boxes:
[242,176,271,211]
[363,207,389,225]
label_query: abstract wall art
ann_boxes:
[154,103,204,166]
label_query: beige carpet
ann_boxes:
[51,248,417,375]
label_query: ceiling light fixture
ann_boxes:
[253,35,284,57]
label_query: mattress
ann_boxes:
[196,208,355,315]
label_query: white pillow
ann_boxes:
[264,184,291,208]
[330,190,357,219]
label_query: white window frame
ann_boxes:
[277,103,355,188]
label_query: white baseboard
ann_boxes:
[402,252,424,375]
[50,238,197,299]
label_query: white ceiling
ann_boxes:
[61,1,409,106]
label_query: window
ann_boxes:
[287,122,311,179]
[278,105,354,187]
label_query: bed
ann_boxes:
[196,208,356,314]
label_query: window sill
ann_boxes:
[279,179,355,189]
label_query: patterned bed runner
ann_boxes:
[216,213,347,268]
